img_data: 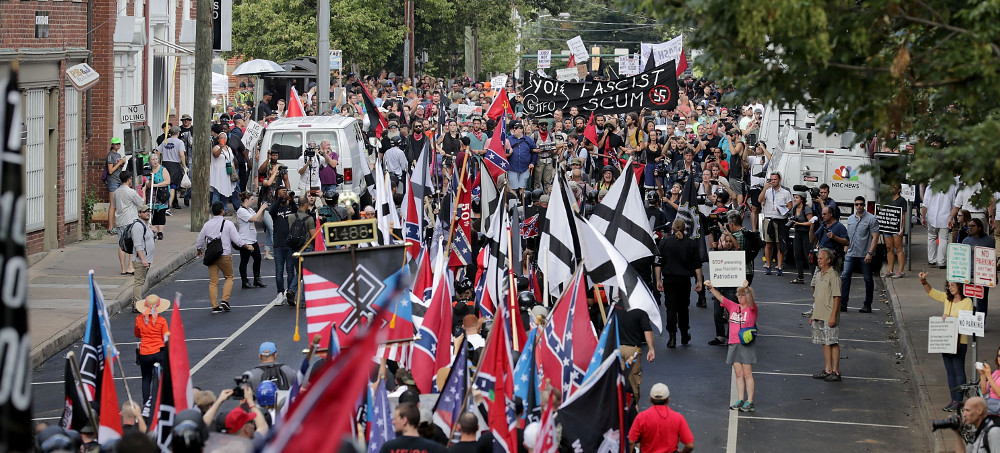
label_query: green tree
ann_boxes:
[618,0,1000,200]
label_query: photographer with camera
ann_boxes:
[943,397,1000,452]
[317,139,339,198]
[297,141,323,193]
[757,171,792,276]
[672,148,701,188]
[531,120,562,193]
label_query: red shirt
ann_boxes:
[628,405,694,453]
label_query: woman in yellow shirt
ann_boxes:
[134,294,169,403]
[919,271,973,412]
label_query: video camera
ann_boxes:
[654,160,672,177]
[537,143,557,152]
[304,144,318,158]
[231,375,249,400]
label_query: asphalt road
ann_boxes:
[30,254,930,451]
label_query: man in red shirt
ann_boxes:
[628,383,695,453]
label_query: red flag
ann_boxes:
[286,86,306,118]
[448,168,473,270]
[264,314,384,452]
[567,54,577,68]
[537,271,598,396]
[618,158,645,182]
[356,81,389,138]
[529,263,542,302]
[535,391,557,453]
[98,357,122,443]
[584,112,599,146]
[314,214,327,251]
[410,273,453,393]
[676,48,688,76]
[412,249,434,304]
[484,115,510,182]
[169,296,193,412]
[478,306,518,453]
[403,178,422,259]
[486,88,514,121]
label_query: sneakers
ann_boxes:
[894,272,905,278]
[824,372,842,382]
[220,301,231,312]
[165,209,172,216]
[790,277,804,284]
[272,293,285,306]
[681,333,691,345]
[739,401,756,412]
[775,268,783,276]
[729,400,744,410]
[211,307,223,314]
[858,306,873,313]
[708,336,726,346]
[802,309,813,317]
[944,401,962,412]
[812,370,831,379]
[264,251,274,260]
[764,266,771,275]
[157,232,164,240]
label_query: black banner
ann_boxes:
[521,61,678,117]
[0,67,32,452]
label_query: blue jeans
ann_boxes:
[261,210,274,252]
[942,343,968,402]
[273,246,296,294]
[321,184,337,198]
[840,256,873,309]
[211,187,240,214]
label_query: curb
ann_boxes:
[882,274,944,451]
[29,247,198,369]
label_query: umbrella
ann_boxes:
[232,59,285,76]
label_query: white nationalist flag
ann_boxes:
[588,159,657,262]
[538,175,580,292]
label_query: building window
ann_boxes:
[64,89,80,221]
[24,89,45,231]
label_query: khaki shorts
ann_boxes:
[763,218,783,242]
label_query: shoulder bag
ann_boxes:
[202,221,227,266]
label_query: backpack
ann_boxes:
[287,213,311,249]
[743,229,763,259]
[118,220,146,254]
[255,363,291,391]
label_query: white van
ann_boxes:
[257,115,370,195]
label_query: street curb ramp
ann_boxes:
[29,247,198,369]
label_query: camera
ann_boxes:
[931,414,961,431]
[231,376,248,400]
[304,146,317,158]
[654,160,672,177]
[278,165,288,176]
[141,163,152,177]
[538,143,556,152]
[676,169,690,183]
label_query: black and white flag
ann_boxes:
[484,193,512,308]
[374,157,398,245]
[577,216,662,332]
[588,160,656,262]
[538,176,581,292]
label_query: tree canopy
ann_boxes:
[618,0,1000,201]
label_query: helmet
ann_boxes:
[172,409,209,453]
[455,279,473,294]
[602,165,615,174]
[714,187,730,205]
[256,380,278,407]
[586,190,600,204]
[37,426,81,453]
[645,191,659,204]
[518,291,537,309]
[389,135,405,147]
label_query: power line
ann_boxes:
[539,17,661,26]
[532,24,663,32]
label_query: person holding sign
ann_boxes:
[919,270,973,412]
[704,280,758,413]
[884,183,909,278]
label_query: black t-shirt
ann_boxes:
[269,201,297,247]
[448,441,479,453]
[379,435,447,453]
[406,134,427,166]
[614,304,651,347]
[656,235,701,277]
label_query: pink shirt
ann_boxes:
[721,297,758,345]
[989,370,1000,399]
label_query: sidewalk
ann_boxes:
[27,208,199,369]
[885,227,997,451]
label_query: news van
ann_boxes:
[756,104,879,217]
[256,115,370,195]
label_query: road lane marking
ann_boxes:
[727,368,738,453]
[33,376,140,385]
[116,337,230,346]
[758,334,890,344]
[757,300,883,312]
[738,415,908,429]
[176,276,276,282]
[753,371,901,382]
[190,302,275,375]
[179,304,268,311]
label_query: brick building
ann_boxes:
[0,0,206,255]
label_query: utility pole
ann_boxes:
[191,0,213,230]
[317,0,330,114]
[404,0,414,78]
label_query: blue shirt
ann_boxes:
[845,211,880,257]
[506,135,537,173]
[814,220,848,252]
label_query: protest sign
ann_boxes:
[521,61,679,117]
[708,251,746,288]
[538,50,551,69]
[241,120,264,150]
[928,317,959,354]
[567,36,589,64]
[875,204,903,234]
[618,57,641,76]
[555,68,579,82]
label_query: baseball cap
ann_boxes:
[111,137,122,145]
[650,382,670,400]
[259,341,277,355]
[181,113,192,121]
[233,113,244,121]
[225,407,256,433]
[138,205,151,213]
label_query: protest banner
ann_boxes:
[521,61,679,117]
[928,317,959,354]
[708,251,746,288]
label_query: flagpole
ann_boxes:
[541,249,549,308]
[593,283,608,326]
[67,351,101,436]
[444,156,470,255]
[505,225,519,351]
[442,336,470,448]
[114,358,137,410]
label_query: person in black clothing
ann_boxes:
[613,301,655,401]
[228,114,251,192]
[268,188,297,307]
[256,91,274,121]
[380,403,446,453]
[406,120,428,166]
[447,412,480,453]
[654,219,704,349]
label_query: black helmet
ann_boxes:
[389,135,405,147]
[714,187,730,204]
[172,409,209,453]
[645,191,659,204]
[602,165,615,174]
[587,190,600,204]
[455,279,473,294]
[518,291,537,309]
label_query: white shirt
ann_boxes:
[923,184,957,228]
[762,185,792,219]
[954,183,987,213]
[210,145,237,195]
[236,206,258,244]
[297,155,321,192]
[747,155,768,186]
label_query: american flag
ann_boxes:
[484,114,509,182]
[520,214,539,239]
[432,337,468,435]
[366,377,394,453]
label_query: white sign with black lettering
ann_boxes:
[901,184,915,202]
[928,317,959,354]
[491,75,508,91]
[241,120,264,150]
[537,50,551,69]
[619,57,641,76]
[566,36,589,63]
[708,251,747,288]
[958,310,985,337]
[555,67,580,82]
[120,104,147,124]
